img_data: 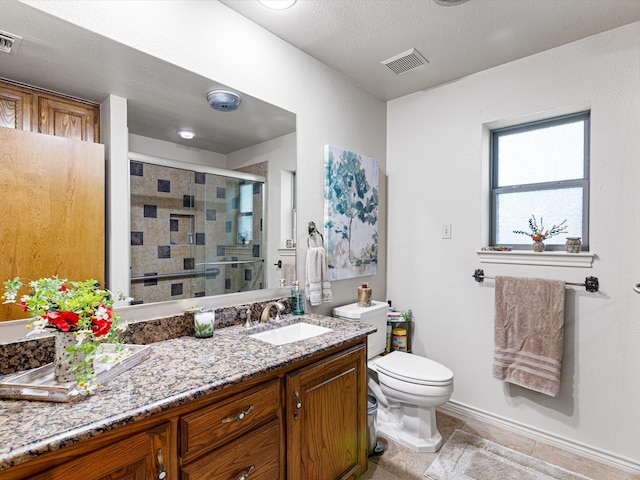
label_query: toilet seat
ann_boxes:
[374,351,453,387]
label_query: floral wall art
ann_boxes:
[323,145,379,281]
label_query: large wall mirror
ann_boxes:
[1,2,297,319]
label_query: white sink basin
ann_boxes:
[249,322,332,346]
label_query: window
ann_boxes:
[237,182,254,244]
[490,111,590,251]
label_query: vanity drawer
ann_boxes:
[181,418,280,480]
[180,378,280,461]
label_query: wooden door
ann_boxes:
[0,128,105,321]
[286,344,368,480]
[29,422,171,480]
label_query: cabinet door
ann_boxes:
[38,95,99,143]
[0,84,34,130]
[30,422,171,480]
[286,344,368,480]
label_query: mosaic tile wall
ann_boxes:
[130,161,265,305]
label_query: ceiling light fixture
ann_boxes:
[258,0,297,10]
[433,0,470,5]
[177,130,196,140]
[207,90,242,112]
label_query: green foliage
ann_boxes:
[324,148,378,264]
[2,276,129,395]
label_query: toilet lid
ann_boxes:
[375,351,453,386]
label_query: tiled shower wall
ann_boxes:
[130,161,265,305]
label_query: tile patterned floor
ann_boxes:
[360,407,639,480]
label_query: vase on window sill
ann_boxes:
[532,241,545,252]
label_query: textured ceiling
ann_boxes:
[220,0,640,100]
[2,1,640,153]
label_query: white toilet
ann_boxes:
[334,301,454,453]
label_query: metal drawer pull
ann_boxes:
[221,405,254,423]
[237,465,255,480]
[294,387,302,420]
[156,448,167,480]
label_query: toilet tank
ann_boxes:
[333,301,388,359]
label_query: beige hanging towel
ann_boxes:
[305,246,333,306]
[493,276,566,397]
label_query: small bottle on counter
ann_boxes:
[291,280,305,315]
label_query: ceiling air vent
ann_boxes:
[381,48,428,75]
[0,30,22,54]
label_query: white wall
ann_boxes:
[387,22,640,470]
[26,0,387,316]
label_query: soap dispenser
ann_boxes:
[291,280,305,315]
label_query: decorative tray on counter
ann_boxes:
[0,344,150,403]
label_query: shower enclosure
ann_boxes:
[129,158,265,305]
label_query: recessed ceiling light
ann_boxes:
[258,0,297,10]
[177,130,196,140]
[433,0,470,5]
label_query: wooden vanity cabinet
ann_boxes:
[179,378,282,479]
[3,340,367,480]
[28,422,172,480]
[286,344,368,480]
[181,419,280,480]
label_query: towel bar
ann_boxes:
[472,269,599,292]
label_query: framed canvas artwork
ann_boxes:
[323,145,378,281]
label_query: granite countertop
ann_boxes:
[0,313,374,473]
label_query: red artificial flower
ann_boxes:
[46,311,80,332]
[91,318,112,337]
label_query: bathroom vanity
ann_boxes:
[0,314,374,480]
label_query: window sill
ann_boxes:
[476,250,595,268]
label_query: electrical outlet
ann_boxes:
[441,223,452,239]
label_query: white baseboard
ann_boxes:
[442,400,640,475]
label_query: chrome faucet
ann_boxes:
[260,301,285,322]
[237,305,253,327]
